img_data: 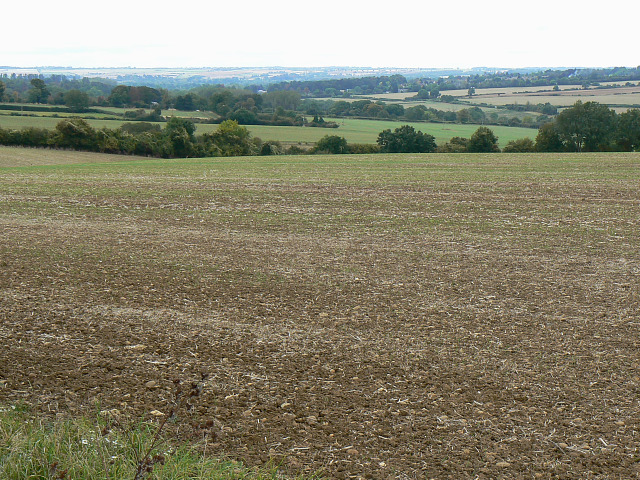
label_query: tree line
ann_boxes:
[0,119,515,157]
[0,117,492,157]
[0,77,551,129]
[534,101,640,152]
[1,101,639,157]
[0,118,278,158]
[303,101,640,155]
[264,67,640,98]
[4,66,639,106]
[304,101,640,154]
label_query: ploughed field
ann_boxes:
[1,147,640,478]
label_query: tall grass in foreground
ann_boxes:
[0,405,304,480]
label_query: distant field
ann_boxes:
[0,113,537,147]
[309,98,543,123]
[0,114,134,131]
[363,84,640,111]
[365,85,585,102]
[99,106,220,120]
[0,111,118,120]
[461,86,640,108]
[430,85,587,98]
[312,96,484,112]
[321,117,537,145]
[246,118,537,146]
[1,147,640,478]
[0,105,218,123]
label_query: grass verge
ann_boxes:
[0,405,309,480]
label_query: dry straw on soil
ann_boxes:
[1,148,640,478]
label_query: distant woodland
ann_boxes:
[1,66,639,157]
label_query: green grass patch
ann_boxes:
[0,113,145,131]
[0,113,537,147]
[0,406,308,480]
[244,118,537,146]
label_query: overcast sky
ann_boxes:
[3,1,638,69]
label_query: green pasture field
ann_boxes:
[99,106,220,120]
[0,103,121,118]
[246,118,538,146]
[0,105,217,122]
[0,114,133,131]
[308,117,538,145]
[163,108,220,119]
[0,110,119,120]
[0,113,538,147]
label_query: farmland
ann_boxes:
[0,112,537,147]
[1,147,639,478]
[363,84,640,114]
[461,85,640,111]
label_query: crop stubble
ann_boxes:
[1,150,640,478]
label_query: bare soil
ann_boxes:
[1,152,640,478]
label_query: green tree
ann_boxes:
[468,106,486,124]
[50,118,97,150]
[456,109,471,124]
[535,122,564,152]
[615,109,640,151]
[502,138,535,153]
[330,101,351,116]
[0,80,5,101]
[174,93,197,111]
[120,122,161,135]
[555,101,616,152]
[13,127,51,147]
[467,127,499,153]
[437,136,469,153]
[28,78,50,104]
[204,119,254,157]
[129,86,163,107]
[209,89,234,115]
[404,105,427,121]
[64,89,90,112]
[414,88,430,100]
[314,135,348,154]
[260,141,283,156]
[262,90,301,111]
[366,103,385,117]
[457,107,485,124]
[377,125,437,153]
[95,128,125,153]
[540,103,558,115]
[384,104,404,118]
[164,117,197,157]
[165,116,196,138]
[229,109,259,125]
[108,85,130,107]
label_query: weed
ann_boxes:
[0,374,269,480]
